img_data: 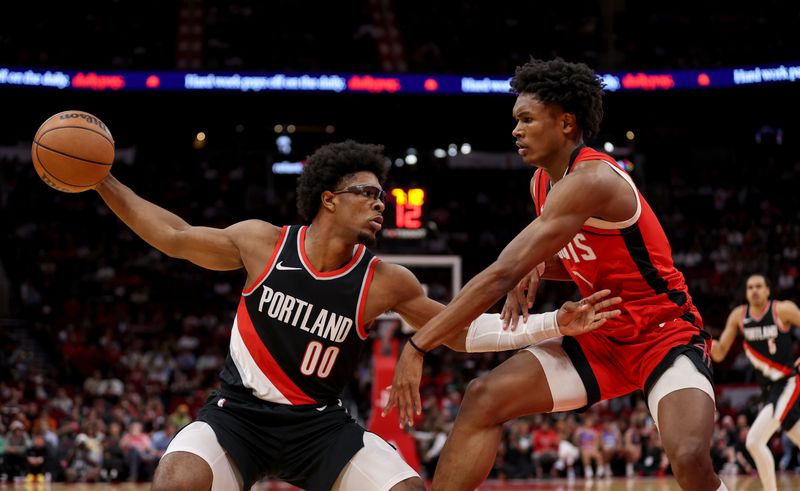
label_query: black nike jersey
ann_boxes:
[219,225,379,404]
[740,300,794,382]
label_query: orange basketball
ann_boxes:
[31,110,114,193]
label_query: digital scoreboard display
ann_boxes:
[382,187,427,239]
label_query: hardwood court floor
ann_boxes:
[11,474,800,490]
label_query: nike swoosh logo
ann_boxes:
[276,261,302,271]
[316,405,327,412]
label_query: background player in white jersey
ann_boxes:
[712,274,800,491]
[80,140,619,491]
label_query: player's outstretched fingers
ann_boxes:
[525,272,540,310]
[397,387,409,427]
[597,309,622,320]
[591,296,622,312]
[588,309,623,332]
[397,384,419,428]
[502,293,524,331]
[382,386,397,417]
[501,302,510,329]
[514,284,528,326]
[582,289,612,305]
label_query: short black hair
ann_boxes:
[747,274,771,289]
[510,58,604,139]
[296,140,388,222]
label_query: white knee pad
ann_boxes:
[332,432,419,491]
[523,339,588,412]
[164,421,243,491]
[647,355,715,429]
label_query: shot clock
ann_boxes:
[383,187,427,239]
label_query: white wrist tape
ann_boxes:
[465,311,561,353]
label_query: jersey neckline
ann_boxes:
[298,226,365,279]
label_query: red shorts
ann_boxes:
[561,306,713,407]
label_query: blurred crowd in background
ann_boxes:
[1,124,799,482]
[2,1,797,73]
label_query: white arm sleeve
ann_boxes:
[465,311,561,353]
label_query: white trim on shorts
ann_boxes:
[164,421,244,491]
[771,376,799,425]
[331,432,420,491]
[647,354,715,429]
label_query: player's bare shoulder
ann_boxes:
[775,299,800,324]
[369,261,423,305]
[553,159,621,207]
[570,159,622,187]
[228,219,281,244]
[228,219,283,271]
[361,260,430,323]
[568,159,637,220]
[726,304,746,327]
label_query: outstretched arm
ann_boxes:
[376,263,468,351]
[385,264,620,354]
[468,290,621,352]
[408,166,613,353]
[95,175,278,273]
[711,306,742,362]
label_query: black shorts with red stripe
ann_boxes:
[198,385,365,491]
[763,374,800,430]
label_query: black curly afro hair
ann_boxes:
[510,58,604,139]
[296,140,388,222]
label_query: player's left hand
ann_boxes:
[382,342,424,429]
[501,264,543,331]
[556,289,622,336]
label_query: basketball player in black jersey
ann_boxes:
[90,140,620,491]
[712,274,800,491]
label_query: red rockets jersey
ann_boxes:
[532,146,697,339]
[219,225,379,405]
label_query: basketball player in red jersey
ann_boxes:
[386,59,726,491]
[712,274,800,491]
[87,140,619,491]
